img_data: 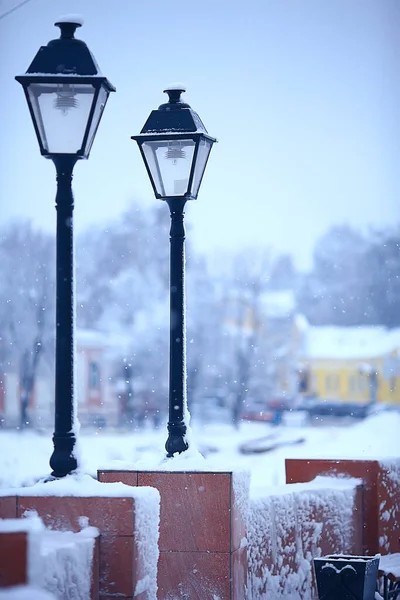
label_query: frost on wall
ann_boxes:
[246,479,361,600]
[378,458,400,554]
[233,469,251,539]
[133,487,160,599]
[36,528,98,600]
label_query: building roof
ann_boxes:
[76,328,131,354]
[303,325,400,360]
[76,329,109,348]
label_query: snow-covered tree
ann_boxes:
[298,224,400,328]
[298,225,370,326]
[203,248,276,425]
[363,226,400,328]
[76,202,170,330]
[0,221,55,426]
[75,202,187,423]
[185,254,226,411]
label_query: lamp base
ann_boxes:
[49,432,78,477]
[165,422,189,457]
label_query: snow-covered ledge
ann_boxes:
[0,474,160,600]
[0,514,97,599]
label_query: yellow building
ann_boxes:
[298,323,400,405]
[224,292,400,407]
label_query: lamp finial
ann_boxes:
[163,84,187,104]
[55,15,84,39]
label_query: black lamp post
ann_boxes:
[16,17,115,477]
[131,86,216,457]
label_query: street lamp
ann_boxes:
[131,86,216,457]
[16,16,115,477]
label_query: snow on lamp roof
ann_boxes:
[55,14,84,26]
[164,82,186,92]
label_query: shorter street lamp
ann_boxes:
[16,17,115,477]
[131,86,216,457]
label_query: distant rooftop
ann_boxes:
[303,325,400,360]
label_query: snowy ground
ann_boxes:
[1,411,399,493]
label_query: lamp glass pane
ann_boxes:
[84,86,109,156]
[142,139,195,197]
[27,82,95,154]
[190,138,213,198]
[141,142,164,196]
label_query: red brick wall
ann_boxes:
[285,458,400,555]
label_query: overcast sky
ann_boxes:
[0,0,399,270]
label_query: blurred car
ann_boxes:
[307,400,369,419]
[241,398,284,425]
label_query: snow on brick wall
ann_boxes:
[132,487,160,599]
[246,477,362,600]
[378,458,400,554]
[0,515,98,600]
[33,527,98,600]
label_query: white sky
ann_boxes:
[0,0,399,270]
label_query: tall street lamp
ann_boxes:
[16,16,115,477]
[131,86,216,457]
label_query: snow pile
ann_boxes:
[0,472,160,499]
[0,514,98,600]
[246,477,361,600]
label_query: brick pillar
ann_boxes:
[98,469,249,600]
